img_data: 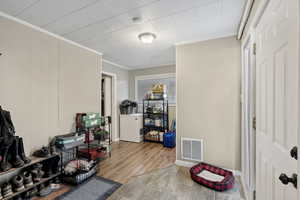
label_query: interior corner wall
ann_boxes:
[176,36,241,170]
[0,16,101,155]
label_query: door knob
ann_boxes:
[279,173,297,188]
[290,146,298,160]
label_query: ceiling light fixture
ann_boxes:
[138,32,157,44]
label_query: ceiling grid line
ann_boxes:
[41,0,104,28]
[60,0,161,36]
[14,0,42,16]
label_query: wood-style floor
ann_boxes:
[36,141,176,199]
[98,141,176,184]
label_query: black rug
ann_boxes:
[56,177,122,200]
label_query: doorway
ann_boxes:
[101,72,118,142]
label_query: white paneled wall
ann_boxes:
[58,41,101,133]
[0,16,101,154]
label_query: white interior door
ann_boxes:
[255,0,299,199]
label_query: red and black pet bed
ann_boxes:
[190,162,235,192]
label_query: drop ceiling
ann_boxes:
[0,0,246,69]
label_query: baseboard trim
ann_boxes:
[233,170,242,176]
[240,175,249,200]
[114,138,120,142]
[175,160,196,167]
[175,160,242,176]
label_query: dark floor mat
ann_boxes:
[56,176,122,200]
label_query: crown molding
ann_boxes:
[237,0,255,40]
[131,63,176,70]
[175,33,236,46]
[0,11,103,56]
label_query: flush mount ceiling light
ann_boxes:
[138,32,157,44]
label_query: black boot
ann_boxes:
[18,137,31,164]
[0,146,12,171]
[0,108,15,171]
[44,156,60,177]
[11,137,24,168]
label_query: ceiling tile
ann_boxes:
[45,0,113,35]
[0,0,39,16]
[16,0,98,27]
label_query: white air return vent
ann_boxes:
[181,137,203,162]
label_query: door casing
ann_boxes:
[241,31,256,200]
[102,71,118,142]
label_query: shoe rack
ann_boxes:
[0,154,61,200]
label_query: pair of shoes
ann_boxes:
[44,156,60,178]
[11,175,25,192]
[0,136,31,172]
[31,164,44,183]
[23,187,37,198]
[23,171,34,188]
[9,171,34,195]
[38,184,52,197]
[33,147,50,158]
[0,107,31,172]
[1,182,13,198]
[11,136,31,168]
[0,111,30,171]
[50,183,61,191]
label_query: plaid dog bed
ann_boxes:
[190,162,235,192]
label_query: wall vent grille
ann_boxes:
[181,137,203,162]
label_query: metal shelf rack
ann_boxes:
[142,99,169,143]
